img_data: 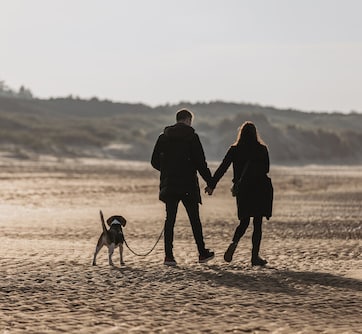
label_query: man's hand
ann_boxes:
[204,186,214,196]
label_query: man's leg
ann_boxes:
[164,199,179,259]
[181,196,206,255]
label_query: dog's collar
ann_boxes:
[110,219,122,226]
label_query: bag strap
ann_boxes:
[236,160,250,184]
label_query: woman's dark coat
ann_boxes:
[151,122,213,203]
[211,142,273,219]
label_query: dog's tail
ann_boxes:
[100,210,107,233]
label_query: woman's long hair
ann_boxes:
[233,121,265,146]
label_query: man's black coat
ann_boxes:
[151,122,212,203]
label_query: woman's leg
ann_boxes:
[234,195,251,243]
[232,217,251,244]
[251,216,262,259]
[251,216,267,266]
[224,217,250,262]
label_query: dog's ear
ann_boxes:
[120,216,127,227]
[114,215,127,227]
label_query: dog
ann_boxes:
[92,210,127,266]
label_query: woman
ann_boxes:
[207,121,273,265]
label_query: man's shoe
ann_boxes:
[164,257,177,266]
[251,257,268,266]
[199,249,215,263]
[224,242,237,263]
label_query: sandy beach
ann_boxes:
[0,158,361,333]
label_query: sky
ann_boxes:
[1,0,362,113]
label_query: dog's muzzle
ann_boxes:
[110,219,123,226]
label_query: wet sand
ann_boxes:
[0,159,361,333]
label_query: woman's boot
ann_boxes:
[224,242,237,262]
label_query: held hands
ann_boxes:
[204,186,214,196]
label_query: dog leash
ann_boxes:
[123,227,164,257]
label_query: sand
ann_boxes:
[0,158,361,333]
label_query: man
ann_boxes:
[151,108,215,266]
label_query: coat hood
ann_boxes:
[163,122,195,140]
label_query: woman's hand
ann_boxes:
[204,186,214,196]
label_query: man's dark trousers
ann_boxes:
[164,194,205,258]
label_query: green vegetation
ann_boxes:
[0,81,33,99]
[0,95,361,164]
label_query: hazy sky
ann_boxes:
[1,0,362,112]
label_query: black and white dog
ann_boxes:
[92,210,127,266]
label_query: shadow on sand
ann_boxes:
[184,264,362,295]
[100,261,362,297]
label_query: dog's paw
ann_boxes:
[92,262,96,266]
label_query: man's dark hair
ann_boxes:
[176,108,193,122]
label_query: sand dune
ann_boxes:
[0,159,361,333]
